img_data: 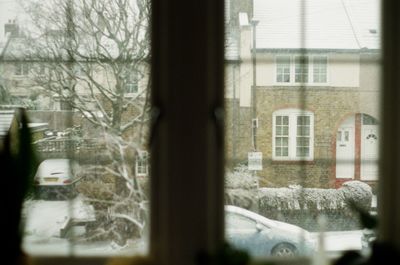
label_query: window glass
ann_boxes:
[295,56,309,83]
[225,0,381,259]
[226,213,256,230]
[313,56,327,83]
[1,0,150,256]
[276,56,291,83]
[272,110,313,160]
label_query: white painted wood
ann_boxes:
[336,116,355,179]
[361,125,379,180]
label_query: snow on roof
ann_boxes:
[0,110,48,137]
[225,33,240,61]
[0,110,15,137]
[28,122,48,132]
[253,0,380,50]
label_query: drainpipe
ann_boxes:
[251,19,259,151]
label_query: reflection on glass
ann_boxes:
[225,0,380,258]
[0,0,150,256]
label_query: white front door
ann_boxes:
[336,127,355,179]
[361,125,379,180]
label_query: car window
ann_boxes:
[226,212,256,230]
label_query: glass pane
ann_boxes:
[1,0,150,256]
[225,0,381,259]
[297,137,310,147]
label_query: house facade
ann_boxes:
[0,20,151,177]
[225,0,380,189]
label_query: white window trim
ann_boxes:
[274,55,329,86]
[135,151,149,177]
[312,55,328,84]
[14,62,30,76]
[124,72,140,96]
[272,108,314,161]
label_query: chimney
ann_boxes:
[4,19,19,37]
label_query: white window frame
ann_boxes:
[135,151,149,177]
[125,71,139,95]
[275,55,328,85]
[272,109,314,161]
[312,55,328,83]
[294,55,309,83]
[276,55,291,83]
[14,62,29,76]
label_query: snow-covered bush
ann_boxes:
[225,165,259,211]
[225,164,259,190]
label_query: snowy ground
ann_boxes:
[23,235,147,256]
[22,195,147,256]
[23,228,362,257]
[23,195,96,238]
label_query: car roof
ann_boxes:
[225,205,277,227]
[36,159,72,175]
[225,205,309,235]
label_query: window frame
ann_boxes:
[275,54,328,85]
[19,0,400,264]
[14,62,30,76]
[125,71,139,95]
[272,109,314,161]
[312,55,328,83]
[135,150,149,177]
[276,55,291,83]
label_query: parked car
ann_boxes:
[225,205,316,257]
[34,159,80,199]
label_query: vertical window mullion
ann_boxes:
[289,114,295,159]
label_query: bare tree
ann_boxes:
[15,0,151,245]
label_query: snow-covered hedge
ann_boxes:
[258,180,372,212]
[225,166,373,231]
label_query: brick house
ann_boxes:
[0,20,151,177]
[225,0,380,189]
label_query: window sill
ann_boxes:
[272,83,329,87]
[271,159,315,165]
[29,255,317,265]
[30,256,154,265]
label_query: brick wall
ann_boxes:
[226,86,379,188]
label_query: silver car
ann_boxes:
[225,205,316,257]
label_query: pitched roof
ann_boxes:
[253,0,380,50]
